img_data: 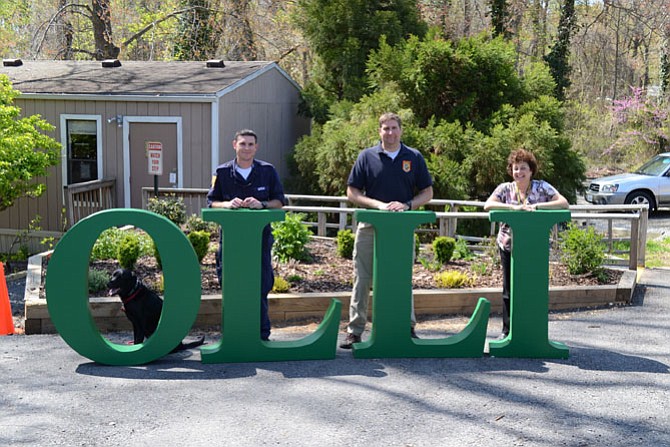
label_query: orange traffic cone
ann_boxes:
[0,262,15,335]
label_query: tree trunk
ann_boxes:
[661,23,670,94]
[225,0,258,60]
[544,0,576,100]
[91,0,120,60]
[489,0,509,38]
[55,0,74,59]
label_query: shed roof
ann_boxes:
[0,60,278,97]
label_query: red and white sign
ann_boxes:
[146,141,163,176]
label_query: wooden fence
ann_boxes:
[137,187,648,270]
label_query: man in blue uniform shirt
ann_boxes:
[340,112,434,349]
[207,129,286,341]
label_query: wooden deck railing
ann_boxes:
[64,178,116,227]
[139,187,648,269]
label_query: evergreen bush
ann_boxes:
[187,230,210,263]
[336,229,354,259]
[433,236,456,264]
[117,233,140,270]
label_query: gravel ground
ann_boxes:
[1,269,668,446]
[5,275,25,333]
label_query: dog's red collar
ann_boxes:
[122,282,142,305]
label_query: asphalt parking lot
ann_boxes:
[1,268,669,446]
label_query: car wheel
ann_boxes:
[624,190,656,211]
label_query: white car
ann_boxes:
[585,152,670,211]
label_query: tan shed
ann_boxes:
[0,59,310,245]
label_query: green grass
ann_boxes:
[645,237,670,268]
[600,237,670,268]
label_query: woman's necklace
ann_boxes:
[515,181,531,205]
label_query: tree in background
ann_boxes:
[544,0,576,101]
[489,0,509,39]
[173,0,220,60]
[293,0,427,110]
[291,34,585,203]
[221,0,258,60]
[0,75,61,212]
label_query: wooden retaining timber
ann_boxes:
[24,269,638,335]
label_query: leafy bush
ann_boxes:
[92,228,153,261]
[434,270,473,288]
[147,195,186,226]
[185,214,217,233]
[92,227,124,260]
[187,230,210,263]
[88,269,109,293]
[118,233,140,270]
[559,223,606,275]
[271,213,312,262]
[419,257,442,272]
[336,229,354,259]
[433,236,456,264]
[452,237,475,261]
[271,276,290,293]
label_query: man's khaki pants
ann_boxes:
[346,222,417,335]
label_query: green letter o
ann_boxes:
[46,209,201,365]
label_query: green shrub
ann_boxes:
[419,256,442,272]
[118,233,141,270]
[336,229,354,259]
[452,237,475,261]
[272,276,290,293]
[471,261,491,276]
[92,227,124,260]
[559,223,606,275]
[147,195,186,226]
[187,230,210,263]
[88,269,109,293]
[433,236,456,264]
[271,213,312,262]
[185,214,217,233]
[434,270,473,288]
[92,228,153,261]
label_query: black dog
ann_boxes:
[107,268,204,352]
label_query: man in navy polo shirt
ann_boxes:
[340,113,433,349]
[207,129,286,341]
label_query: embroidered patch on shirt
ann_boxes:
[402,160,412,172]
[257,186,267,191]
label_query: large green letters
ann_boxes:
[46,209,201,366]
[45,208,571,364]
[488,210,571,359]
[352,211,490,359]
[200,209,341,363]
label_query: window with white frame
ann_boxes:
[66,119,98,184]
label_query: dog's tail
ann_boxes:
[172,335,206,352]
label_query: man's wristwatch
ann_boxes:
[261,201,268,209]
[405,200,412,210]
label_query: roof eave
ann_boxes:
[16,92,219,103]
